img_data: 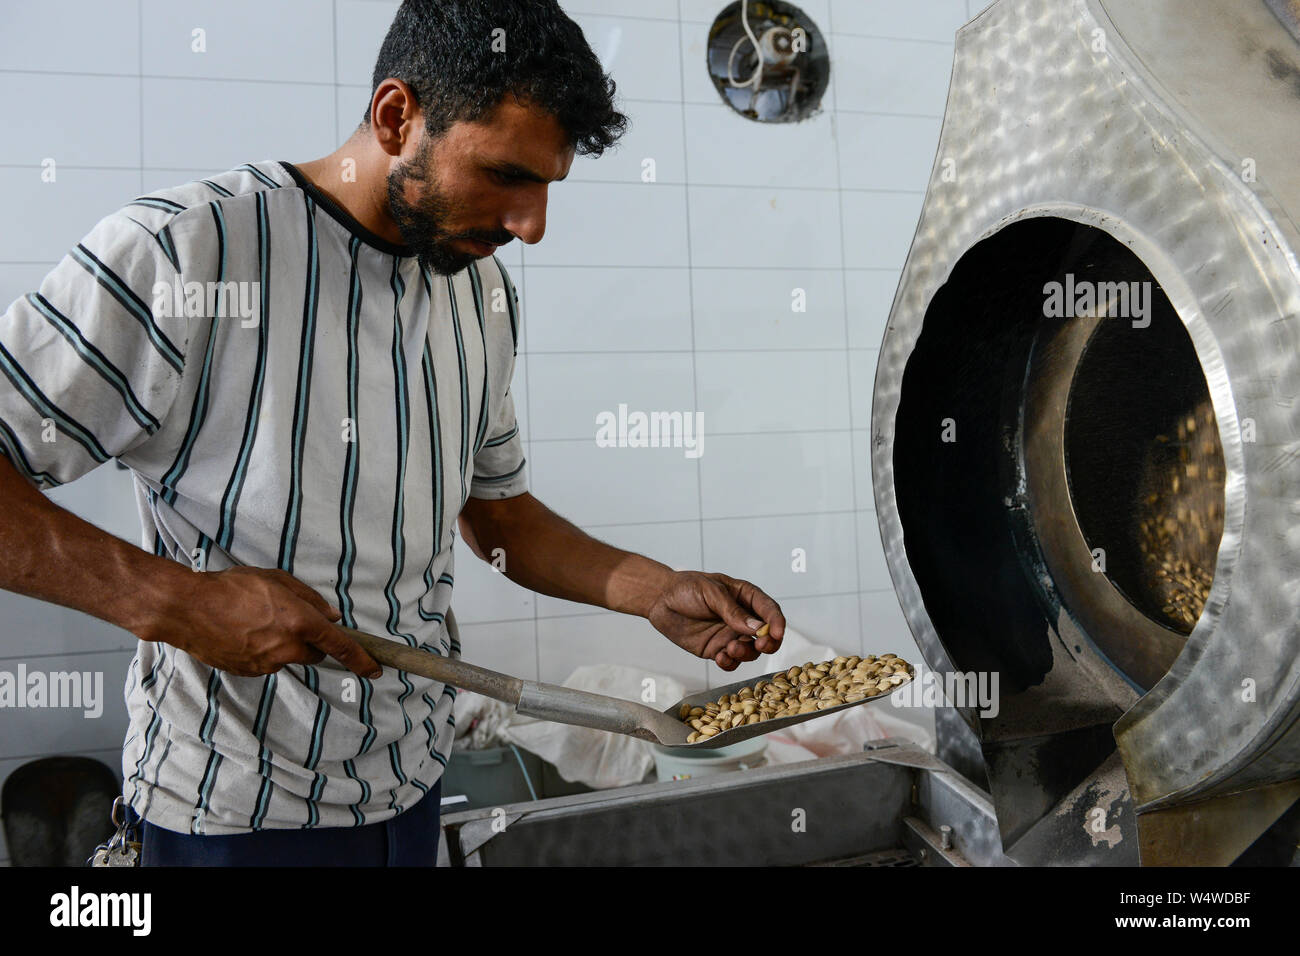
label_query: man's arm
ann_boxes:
[0,207,378,679]
[459,492,786,670]
[0,453,186,642]
[459,490,674,616]
[0,454,380,678]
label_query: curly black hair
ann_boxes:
[367,0,629,157]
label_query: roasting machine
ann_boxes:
[437,0,1300,866]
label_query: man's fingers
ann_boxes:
[298,646,326,666]
[723,577,787,649]
[703,581,764,637]
[307,623,382,679]
[272,571,342,621]
[725,637,760,664]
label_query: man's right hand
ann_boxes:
[141,566,383,679]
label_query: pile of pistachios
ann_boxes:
[1137,400,1224,630]
[678,654,913,744]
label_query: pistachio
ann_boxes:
[678,653,914,740]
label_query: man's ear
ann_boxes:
[370,78,421,158]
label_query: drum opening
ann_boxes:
[893,216,1223,691]
[1064,308,1225,634]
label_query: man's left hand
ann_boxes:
[646,571,786,671]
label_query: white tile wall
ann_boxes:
[698,431,854,519]
[840,190,926,271]
[534,519,704,619]
[529,439,701,527]
[457,619,539,681]
[525,182,690,268]
[571,100,686,185]
[141,0,335,84]
[696,350,851,433]
[845,268,901,349]
[141,78,337,169]
[688,186,844,269]
[836,112,945,193]
[829,34,954,116]
[527,352,696,440]
[682,105,839,190]
[703,512,859,598]
[0,1,139,73]
[691,268,847,352]
[0,74,141,168]
[851,428,874,507]
[523,266,694,353]
[0,168,142,262]
[336,0,402,86]
[0,0,973,857]
[567,13,684,104]
[537,610,701,686]
[830,0,968,41]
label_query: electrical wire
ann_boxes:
[508,743,539,801]
[724,1,804,119]
[726,0,765,90]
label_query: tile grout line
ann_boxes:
[0,70,945,120]
[0,165,927,195]
[462,587,897,629]
[0,257,906,272]
[527,425,871,442]
[506,506,884,533]
[0,647,140,664]
[675,1,711,693]
[0,745,124,765]
[479,346,885,356]
[824,1,869,659]
[332,0,341,144]
[137,0,144,193]
[516,238,540,683]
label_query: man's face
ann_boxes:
[386,95,575,276]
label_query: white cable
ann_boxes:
[726,0,764,90]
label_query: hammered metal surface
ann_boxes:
[871,0,1300,809]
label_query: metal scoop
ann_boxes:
[341,625,911,750]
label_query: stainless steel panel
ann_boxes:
[871,0,1300,825]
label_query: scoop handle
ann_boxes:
[338,625,524,705]
[338,625,677,742]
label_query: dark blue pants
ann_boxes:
[137,779,442,866]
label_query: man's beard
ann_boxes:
[386,142,480,277]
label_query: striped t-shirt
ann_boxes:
[0,160,528,834]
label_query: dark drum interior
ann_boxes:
[892,217,1224,691]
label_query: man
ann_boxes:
[0,0,785,866]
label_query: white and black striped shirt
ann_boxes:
[0,160,527,834]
